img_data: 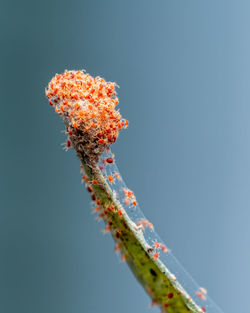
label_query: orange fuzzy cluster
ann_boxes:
[45,70,128,160]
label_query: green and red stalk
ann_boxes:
[45,70,223,313]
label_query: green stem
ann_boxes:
[80,155,202,313]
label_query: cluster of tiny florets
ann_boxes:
[45,70,128,161]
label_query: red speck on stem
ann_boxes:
[106,158,113,163]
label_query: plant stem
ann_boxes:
[78,149,203,313]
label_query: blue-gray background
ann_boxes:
[1,1,249,312]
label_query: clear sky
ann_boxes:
[1,1,250,313]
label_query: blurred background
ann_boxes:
[1,1,250,312]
